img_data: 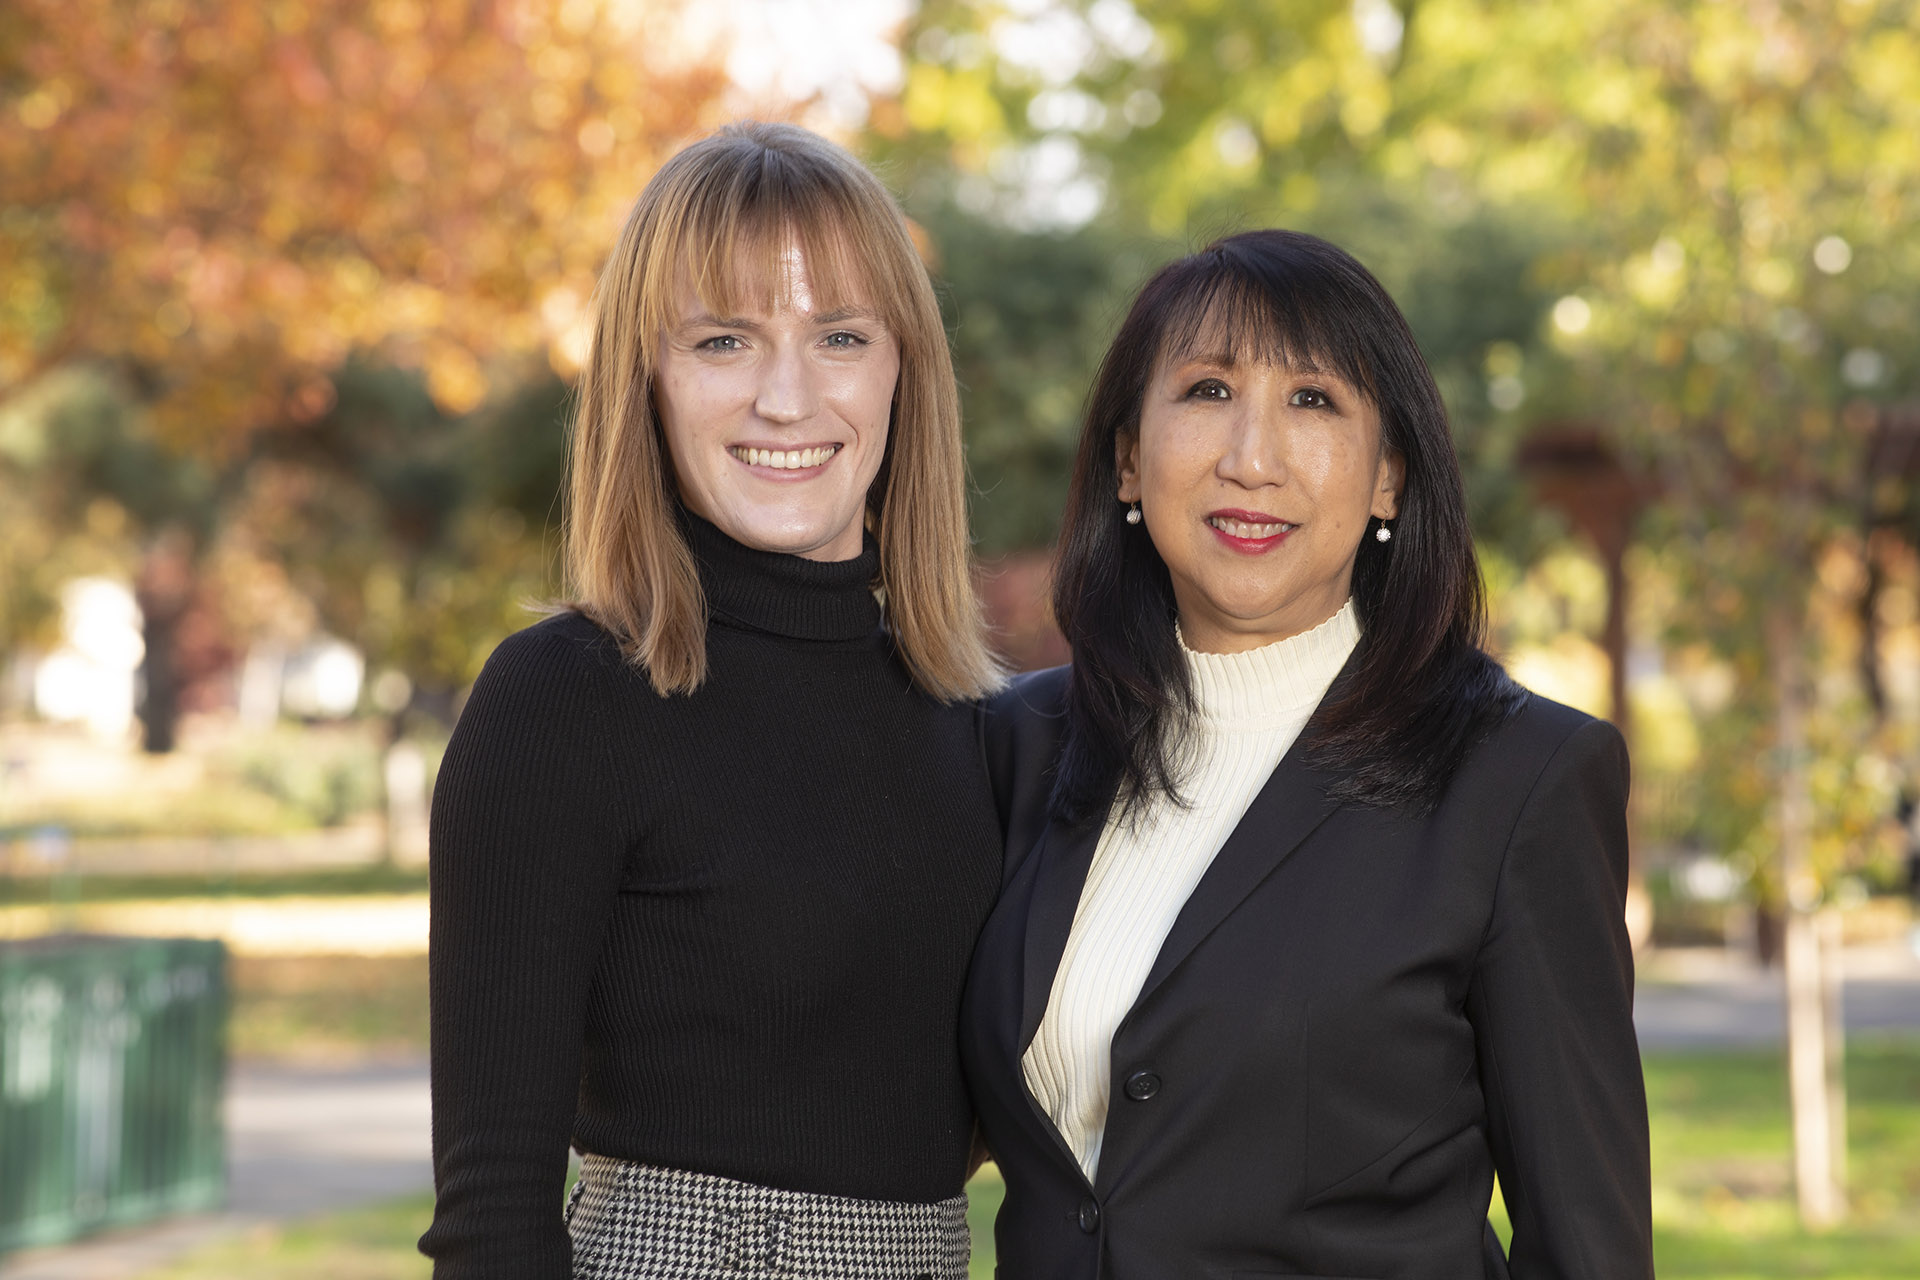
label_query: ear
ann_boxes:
[1371,447,1404,521]
[1115,431,1142,503]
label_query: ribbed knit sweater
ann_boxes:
[1022,600,1360,1180]
[419,513,1003,1279]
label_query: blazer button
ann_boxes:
[1077,1198,1101,1233]
[1122,1069,1162,1101]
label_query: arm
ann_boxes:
[417,625,629,1279]
[1466,717,1653,1278]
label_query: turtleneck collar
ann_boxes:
[681,509,883,643]
[1179,599,1361,730]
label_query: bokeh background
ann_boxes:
[3,1,1919,1276]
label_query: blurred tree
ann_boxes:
[1416,0,1920,1225]
[881,2,1597,552]
[885,0,1920,1227]
[0,355,566,752]
[0,366,234,749]
[1,0,733,751]
[891,0,1395,234]
[0,371,140,654]
[916,203,1150,553]
[228,359,567,719]
[0,0,726,448]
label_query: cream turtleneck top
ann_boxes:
[1021,600,1361,1181]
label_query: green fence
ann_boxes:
[0,935,226,1256]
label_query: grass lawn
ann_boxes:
[1636,1037,1920,1277]
[228,953,430,1060]
[139,1040,1920,1278]
[139,1195,437,1280]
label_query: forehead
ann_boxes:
[681,218,883,319]
[1159,280,1328,360]
[1156,303,1332,379]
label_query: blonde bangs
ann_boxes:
[634,166,907,377]
[566,121,1003,702]
[686,209,882,333]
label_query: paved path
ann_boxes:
[1635,939,1920,1049]
[223,1059,435,1220]
[5,943,1918,1277]
[1636,975,1920,1048]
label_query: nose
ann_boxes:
[1215,405,1288,489]
[754,342,819,425]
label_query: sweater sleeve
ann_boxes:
[418,622,630,1279]
[1465,716,1654,1278]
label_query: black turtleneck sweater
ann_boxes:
[419,515,1003,1279]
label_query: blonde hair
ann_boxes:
[565,121,1003,702]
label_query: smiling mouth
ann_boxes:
[728,444,842,470]
[1207,515,1296,539]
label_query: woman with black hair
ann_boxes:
[961,230,1652,1278]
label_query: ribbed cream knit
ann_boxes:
[1021,599,1361,1181]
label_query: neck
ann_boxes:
[1179,600,1361,729]
[680,508,882,643]
[1174,590,1354,656]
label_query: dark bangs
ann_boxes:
[1049,229,1524,825]
[1146,251,1388,408]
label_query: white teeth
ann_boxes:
[1209,516,1293,539]
[731,445,839,470]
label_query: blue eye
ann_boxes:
[824,331,868,349]
[1290,387,1331,408]
[698,334,745,352]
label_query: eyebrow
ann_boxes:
[676,307,883,331]
[1166,348,1336,378]
[1168,349,1239,370]
[814,307,884,326]
[678,311,756,331]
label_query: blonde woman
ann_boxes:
[419,123,1003,1280]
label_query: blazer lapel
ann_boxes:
[1123,735,1347,1022]
[1017,815,1104,1052]
[1007,814,1106,1189]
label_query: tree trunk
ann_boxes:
[1820,907,1849,1196]
[138,605,182,753]
[1770,602,1846,1228]
[1601,538,1653,948]
[1750,900,1784,968]
[134,532,197,755]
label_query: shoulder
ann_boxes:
[983,666,1070,768]
[457,611,632,733]
[473,610,632,695]
[1449,689,1629,827]
[438,613,638,801]
[1479,691,1627,781]
[979,665,1072,840]
[986,665,1071,725]
[482,609,623,676]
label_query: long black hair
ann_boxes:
[1050,229,1523,824]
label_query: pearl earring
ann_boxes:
[1375,524,1392,543]
[1125,502,1142,525]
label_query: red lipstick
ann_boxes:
[1205,508,1296,554]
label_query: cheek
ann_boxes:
[656,363,740,446]
[1299,436,1377,515]
[828,354,901,433]
[1136,419,1213,500]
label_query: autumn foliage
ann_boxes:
[1,0,729,450]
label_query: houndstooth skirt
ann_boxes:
[564,1154,971,1280]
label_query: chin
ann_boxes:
[720,507,857,557]
[1194,585,1298,623]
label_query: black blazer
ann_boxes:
[960,665,1653,1280]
